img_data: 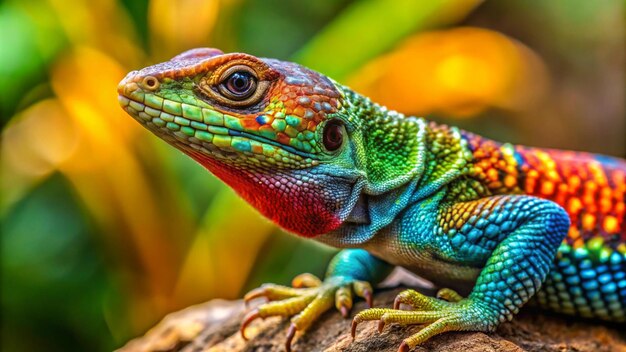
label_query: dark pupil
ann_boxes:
[323,121,343,151]
[228,72,251,93]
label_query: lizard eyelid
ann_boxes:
[202,64,270,107]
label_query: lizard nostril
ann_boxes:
[141,76,159,91]
[122,81,139,97]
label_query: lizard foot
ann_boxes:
[241,273,373,351]
[352,289,497,352]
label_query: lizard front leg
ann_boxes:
[241,248,393,351]
[352,195,570,351]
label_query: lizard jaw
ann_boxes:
[117,77,318,169]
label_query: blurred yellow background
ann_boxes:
[1,0,624,350]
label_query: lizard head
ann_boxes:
[118,48,372,237]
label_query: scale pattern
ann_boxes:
[118,48,626,351]
[461,133,626,321]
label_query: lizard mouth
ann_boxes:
[117,84,318,166]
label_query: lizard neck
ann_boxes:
[411,121,476,201]
[317,98,475,247]
[438,130,527,203]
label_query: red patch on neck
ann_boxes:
[185,150,341,237]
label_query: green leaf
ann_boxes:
[293,0,483,80]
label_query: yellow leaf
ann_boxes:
[1,99,79,213]
[173,189,275,305]
[149,0,220,60]
[347,27,549,118]
[51,47,189,332]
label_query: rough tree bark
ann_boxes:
[118,284,625,352]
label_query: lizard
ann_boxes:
[117,48,626,351]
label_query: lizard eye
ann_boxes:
[322,119,344,152]
[200,61,272,108]
[218,66,257,100]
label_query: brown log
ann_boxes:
[118,286,626,352]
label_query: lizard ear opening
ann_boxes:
[362,118,428,194]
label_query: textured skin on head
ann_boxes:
[119,48,625,348]
[118,48,352,236]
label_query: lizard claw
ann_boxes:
[340,305,349,318]
[398,341,410,352]
[243,287,266,303]
[240,309,260,340]
[353,281,374,308]
[243,288,269,307]
[364,289,373,308]
[335,285,353,318]
[393,295,402,310]
[351,316,360,339]
[241,276,375,348]
[285,323,297,352]
[377,319,386,333]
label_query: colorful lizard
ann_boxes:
[117,48,626,351]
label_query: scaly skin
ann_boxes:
[118,48,626,351]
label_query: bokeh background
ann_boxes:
[1,0,624,351]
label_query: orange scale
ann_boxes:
[252,145,264,154]
[276,133,291,145]
[599,198,612,214]
[568,226,581,240]
[589,163,608,183]
[546,170,560,181]
[582,194,595,207]
[582,213,596,231]
[503,175,517,188]
[525,181,536,194]
[584,180,598,193]
[488,181,502,189]
[567,175,581,191]
[486,168,499,181]
[540,181,555,196]
[504,165,517,175]
[241,118,261,130]
[567,197,583,216]
[309,94,321,103]
[573,238,585,249]
[293,106,305,117]
[603,216,619,234]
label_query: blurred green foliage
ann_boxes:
[1,0,623,351]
